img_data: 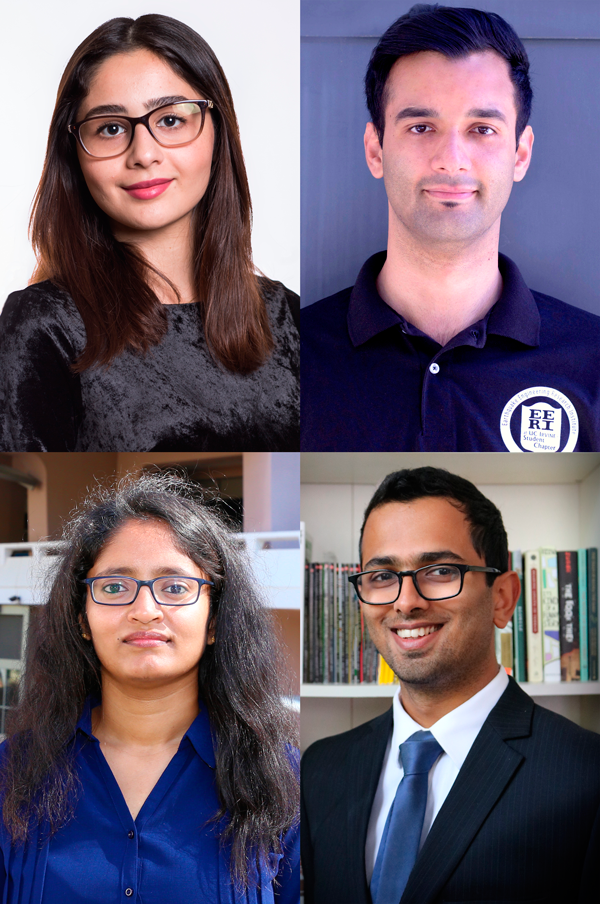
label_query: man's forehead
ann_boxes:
[383,49,517,119]
[361,498,475,558]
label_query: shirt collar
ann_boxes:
[392,667,509,771]
[347,251,540,349]
[74,696,216,770]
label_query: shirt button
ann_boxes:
[125,890,133,898]
[429,362,440,374]
[128,830,134,839]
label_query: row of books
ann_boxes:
[502,549,598,683]
[303,551,599,685]
[304,563,376,684]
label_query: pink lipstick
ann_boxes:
[123,178,173,200]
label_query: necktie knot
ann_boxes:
[400,730,443,775]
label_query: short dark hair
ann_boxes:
[365,3,532,144]
[360,466,509,583]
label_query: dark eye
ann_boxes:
[156,114,185,129]
[365,571,396,586]
[96,121,127,138]
[409,124,433,134]
[100,580,128,594]
[162,581,189,595]
[422,566,460,583]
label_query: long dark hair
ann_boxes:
[1,474,298,884]
[30,14,274,375]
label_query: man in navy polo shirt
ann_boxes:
[301,4,600,452]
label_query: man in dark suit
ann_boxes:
[301,467,600,904]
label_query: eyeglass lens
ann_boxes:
[358,565,463,603]
[91,576,201,605]
[79,102,206,157]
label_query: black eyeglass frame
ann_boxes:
[348,564,502,604]
[82,575,214,606]
[68,99,214,159]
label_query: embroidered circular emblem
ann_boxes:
[500,386,579,452]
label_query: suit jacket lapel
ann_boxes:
[401,679,534,904]
[345,708,393,901]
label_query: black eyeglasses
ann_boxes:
[83,575,214,606]
[348,563,501,604]
[69,99,214,158]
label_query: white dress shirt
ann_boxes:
[365,667,509,882]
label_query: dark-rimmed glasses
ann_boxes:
[348,564,501,604]
[69,99,214,159]
[82,575,214,606]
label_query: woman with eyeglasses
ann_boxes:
[0,473,299,903]
[0,15,299,452]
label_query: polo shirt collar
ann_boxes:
[74,695,216,769]
[347,251,540,348]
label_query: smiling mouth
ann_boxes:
[395,624,442,638]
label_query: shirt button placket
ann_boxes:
[422,356,455,449]
[123,825,137,900]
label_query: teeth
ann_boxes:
[396,625,440,638]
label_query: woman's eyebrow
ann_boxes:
[84,95,191,118]
[144,94,192,109]
[84,103,128,117]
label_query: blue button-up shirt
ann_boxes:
[0,700,299,904]
[301,252,600,451]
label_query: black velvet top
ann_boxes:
[0,278,299,451]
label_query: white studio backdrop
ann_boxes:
[0,0,300,306]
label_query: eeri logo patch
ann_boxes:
[500,386,579,452]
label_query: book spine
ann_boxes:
[588,549,598,681]
[309,563,316,683]
[524,550,544,682]
[557,551,581,682]
[351,566,360,683]
[316,563,323,683]
[304,563,310,683]
[339,565,346,683]
[511,551,527,682]
[578,550,588,681]
[495,624,513,676]
[540,549,561,683]
[330,564,335,683]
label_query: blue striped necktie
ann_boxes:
[370,730,443,904]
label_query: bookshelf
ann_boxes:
[300,453,600,749]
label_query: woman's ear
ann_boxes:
[78,613,92,641]
[207,617,216,645]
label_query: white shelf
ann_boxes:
[302,684,399,698]
[302,681,600,698]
